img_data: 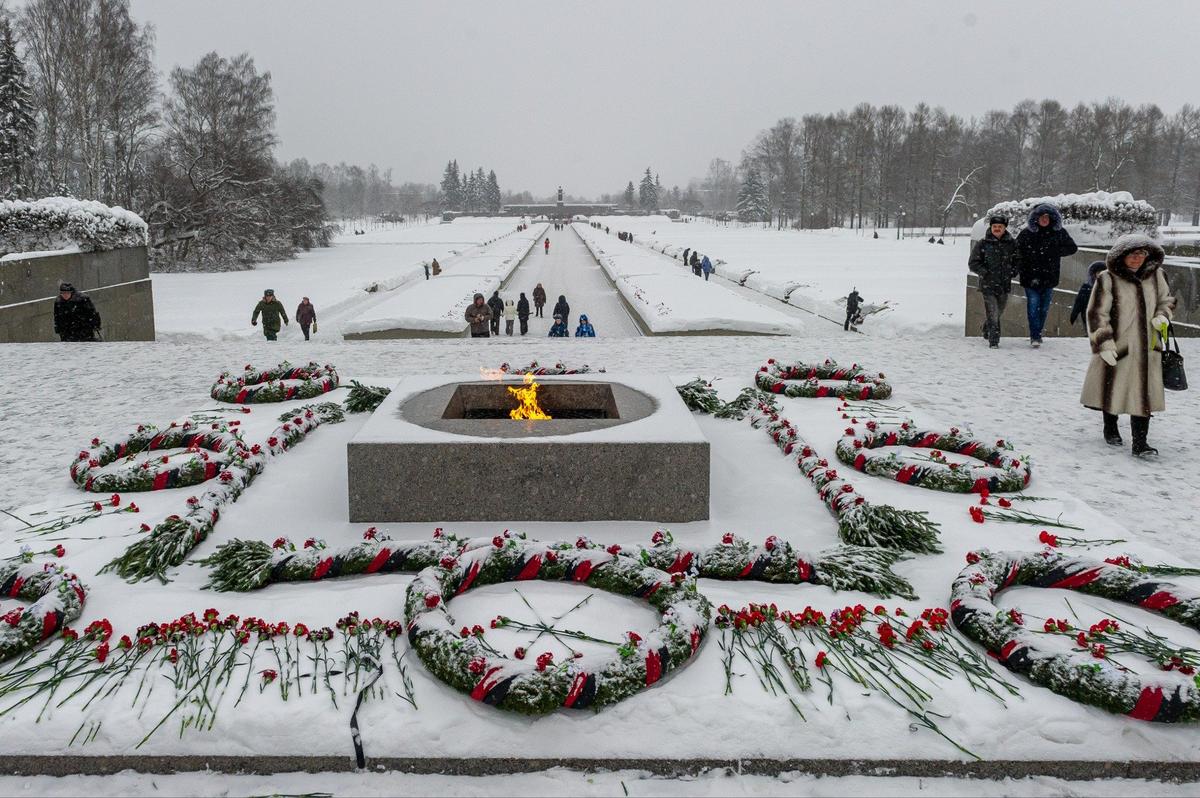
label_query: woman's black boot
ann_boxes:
[1131,415,1158,457]
[1103,412,1122,446]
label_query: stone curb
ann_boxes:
[4,756,1199,781]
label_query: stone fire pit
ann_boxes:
[347,374,709,522]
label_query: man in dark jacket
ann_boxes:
[844,289,863,331]
[295,297,317,340]
[689,251,701,276]
[465,293,492,337]
[552,295,570,327]
[53,282,101,342]
[968,215,1022,348]
[516,292,531,335]
[682,247,690,268]
[1016,203,1077,347]
[532,284,547,318]
[251,289,289,341]
[487,291,504,335]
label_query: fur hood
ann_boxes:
[1105,233,1165,281]
[1025,203,1064,232]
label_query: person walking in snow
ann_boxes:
[682,247,691,268]
[1016,203,1078,347]
[423,261,430,280]
[53,282,101,342]
[967,215,1021,348]
[844,289,863,331]
[532,283,547,318]
[701,255,713,281]
[548,314,569,337]
[689,251,701,276]
[1080,235,1175,457]
[517,292,531,335]
[487,291,504,336]
[431,258,441,276]
[251,289,289,341]
[465,293,492,338]
[503,296,516,336]
[1070,261,1107,329]
[552,295,570,328]
[574,314,596,337]
[544,237,550,254]
[295,297,317,341]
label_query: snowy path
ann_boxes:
[502,225,642,338]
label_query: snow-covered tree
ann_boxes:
[485,169,501,213]
[638,167,658,210]
[440,160,461,209]
[0,18,36,196]
[736,168,769,223]
[623,181,635,207]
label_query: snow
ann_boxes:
[574,223,805,335]
[976,191,1159,246]
[342,224,547,334]
[2,219,1200,786]
[151,217,528,340]
[0,197,147,255]
[0,244,81,262]
[590,216,967,335]
[2,769,1198,796]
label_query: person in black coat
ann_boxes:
[1069,261,1107,329]
[53,282,101,342]
[487,291,504,335]
[967,215,1022,348]
[552,295,570,327]
[517,292,531,335]
[844,289,863,331]
[682,247,690,267]
[689,251,701,276]
[1016,203,1078,346]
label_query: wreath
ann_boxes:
[0,562,87,662]
[404,534,710,715]
[836,421,1031,493]
[755,358,892,400]
[210,361,339,404]
[951,549,1200,722]
[69,422,243,493]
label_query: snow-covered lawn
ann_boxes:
[1,333,1198,769]
[592,216,969,335]
[574,223,804,335]
[151,217,524,340]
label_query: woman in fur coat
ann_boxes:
[1079,234,1175,457]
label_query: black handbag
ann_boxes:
[1162,324,1187,391]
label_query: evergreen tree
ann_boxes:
[486,169,502,213]
[464,169,478,212]
[623,181,635,207]
[0,18,35,196]
[736,168,770,223]
[638,167,658,210]
[440,160,461,210]
[474,167,486,212]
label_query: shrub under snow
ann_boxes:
[976,191,1158,245]
[0,197,148,257]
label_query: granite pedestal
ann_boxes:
[347,374,710,522]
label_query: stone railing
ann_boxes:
[964,247,1199,339]
[0,247,155,343]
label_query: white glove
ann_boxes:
[1151,315,1169,329]
[1099,349,1118,367]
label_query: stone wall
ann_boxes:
[0,247,155,343]
[964,247,1200,339]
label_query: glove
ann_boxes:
[1152,315,1169,329]
[251,320,257,326]
[1099,349,1118,367]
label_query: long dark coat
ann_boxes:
[968,230,1021,295]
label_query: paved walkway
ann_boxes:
[502,225,642,338]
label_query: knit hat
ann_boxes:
[58,282,74,293]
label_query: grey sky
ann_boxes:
[131,0,1200,198]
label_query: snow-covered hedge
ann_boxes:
[0,197,148,257]
[975,191,1158,245]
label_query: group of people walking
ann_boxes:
[464,286,595,338]
[679,247,713,280]
[250,290,318,341]
[968,202,1177,458]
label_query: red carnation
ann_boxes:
[721,533,734,545]
[514,646,526,659]
[1038,530,1058,547]
[53,544,65,558]
[535,652,554,671]
[998,498,1012,508]
[424,594,440,609]
[965,551,980,564]
[815,651,827,669]
[968,506,985,524]
[607,544,621,555]
[492,536,504,548]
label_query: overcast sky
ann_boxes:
[131,0,1200,198]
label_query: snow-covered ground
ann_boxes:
[1,333,1198,770]
[151,217,525,340]
[574,223,804,335]
[342,223,547,334]
[592,216,968,335]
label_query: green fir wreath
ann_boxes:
[210,361,339,404]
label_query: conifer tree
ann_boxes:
[623,181,635,207]
[638,167,658,210]
[736,168,770,223]
[0,18,35,196]
[440,160,462,210]
[486,169,501,212]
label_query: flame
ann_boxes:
[508,373,551,420]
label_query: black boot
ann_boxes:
[1102,412,1122,446]
[1131,415,1158,457]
